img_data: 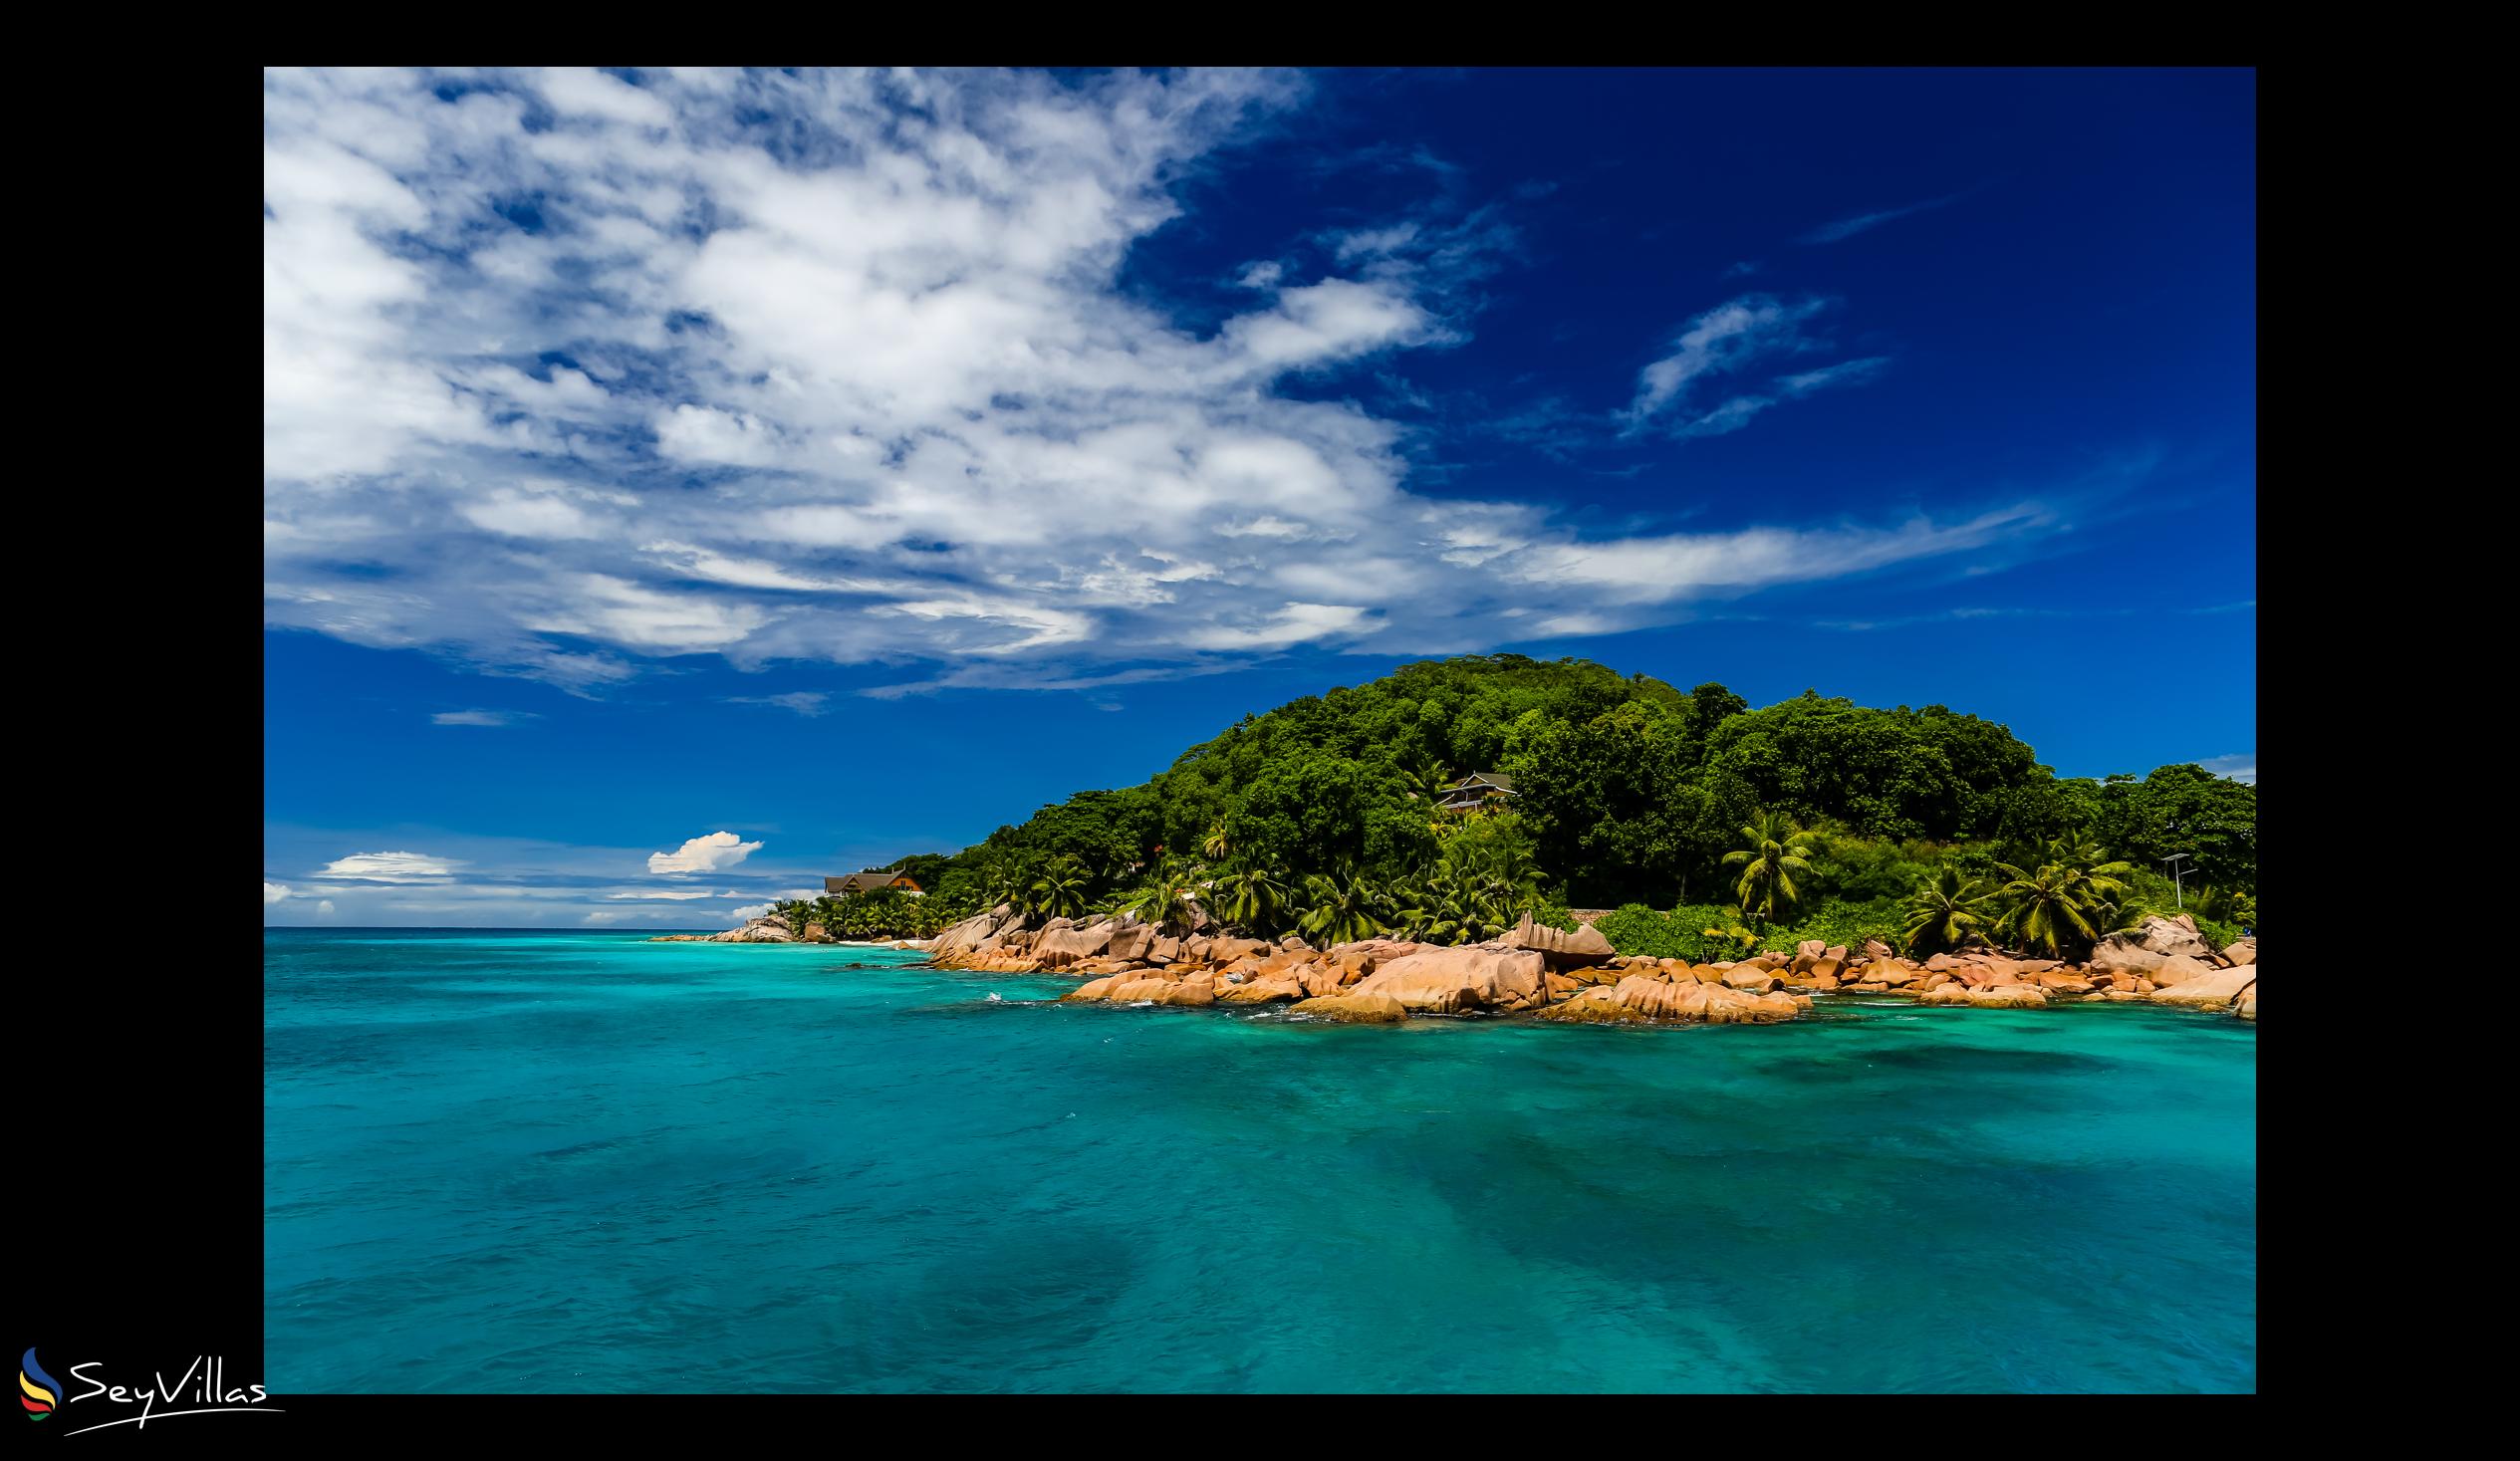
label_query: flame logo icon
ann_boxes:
[20,1347,60,1421]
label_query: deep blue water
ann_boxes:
[265,929,2256,1393]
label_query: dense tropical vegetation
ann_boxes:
[785,655,2256,958]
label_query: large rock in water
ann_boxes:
[1032,917,1127,968]
[1356,945,1546,1011]
[2236,983,2257,1020]
[2155,965,2257,1009]
[1611,975,1795,1024]
[931,903,1020,959]
[1205,935,1272,965]
[1326,938,1422,973]
[1214,977,1305,1006]
[2089,940,2169,977]
[1289,992,1409,1024]
[716,918,796,942]
[2149,953,2222,989]
[1104,976,1179,1003]
[1537,987,1649,1023]
[1964,984,2049,1009]
[1507,912,1617,966]
[2222,937,2257,967]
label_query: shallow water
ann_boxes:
[265,930,2256,1393]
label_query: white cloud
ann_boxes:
[262,69,2057,701]
[647,831,764,874]
[320,851,459,881]
[1520,504,2054,609]
[726,902,773,921]
[316,900,338,915]
[1180,603,1372,650]
[433,709,540,726]
[1776,358,1891,394]
[262,824,878,928]
[725,691,831,716]
[1618,295,1893,444]
[265,880,293,905]
[1799,192,1963,244]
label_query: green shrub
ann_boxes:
[2191,915,2241,952]
[1596,902,1781,962]
[1594,903,1691,959]
[1752,897,1906,958]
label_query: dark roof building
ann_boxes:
[826,870,924,896]
[1436,771,1517,813]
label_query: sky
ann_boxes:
[263,67,2256,927]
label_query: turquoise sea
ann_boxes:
[264,929,2256,1393]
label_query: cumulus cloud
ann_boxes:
[725,902,774,921]
[647,831,764,874]
[263,69,2051,699]
[316,900,338,915]
[265,880,293,905]
[320,851,458,881]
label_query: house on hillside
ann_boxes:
[1436,771,1518,814]
[826,870,924,897]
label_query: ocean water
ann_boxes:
[264,929,2256,1393]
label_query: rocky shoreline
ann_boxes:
[919,905,2258,1025]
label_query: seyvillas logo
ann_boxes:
[21,1349,280,1435]
[20,1348,60,1421]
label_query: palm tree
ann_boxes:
[1720,811,1819,925]
[2192,883,2256,927]
[1988,861,2103,957]
[1114,856,1201,933]
[978,857,1032,913]
[1299,867,1392,947]
[1200,820,1233,862]
[1025,856,1093,923]
[2039,834,2112,872]
[1212,863,1293,935]
[1395,862,1508,946]
[1900,865,1993,954]
[1459,837,1540,910]
[1399,751,1454,805]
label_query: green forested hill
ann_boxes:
[867,655,2255,931]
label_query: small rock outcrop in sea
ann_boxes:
[649,915,799,943]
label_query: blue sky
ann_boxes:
[264,67,2254,926]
